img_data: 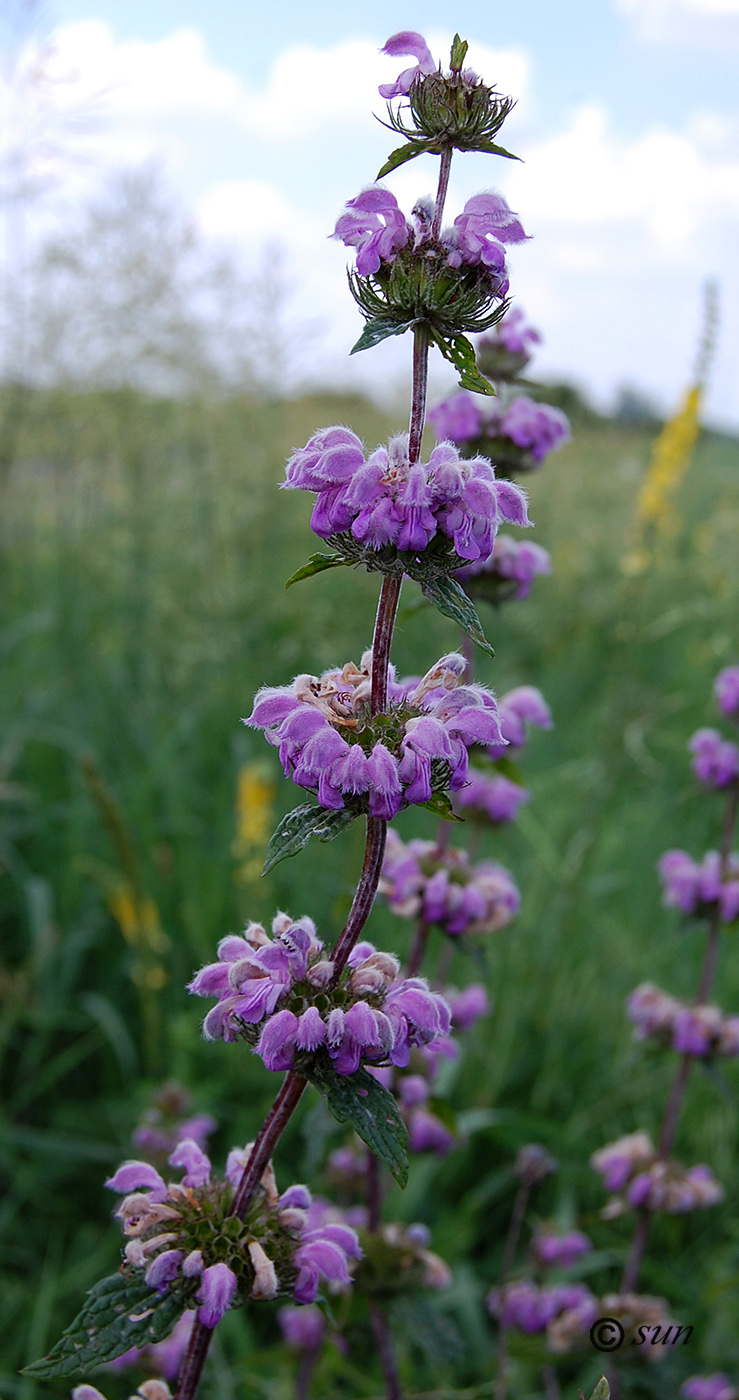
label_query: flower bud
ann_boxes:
[249,1240,279,1299]
[307,959,334,987]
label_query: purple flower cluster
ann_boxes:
[189,913,452,1076]
[283,427,530,562]
[74,1384,171,1400]
[659,850,739,923]
[485,307,541,358]
[548,1291,678,1359]
[104,1140,361,1324]
[131,1084,216,1163]
[334,186,526,294]
[380,829,520,936]
[683,1377,739,1400]
[487,1280,597,1335]
[628,983,739,1056]
[715,666,739,719]
[531,1228,592,1270]
[591,1132,723,1216]
[428,392,570,467]
[278,1303,326,1352]
[689,729,739,789]
[455,534,552,600]
[247,652,508,818]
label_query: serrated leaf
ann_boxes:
[263,803,357,875]
[307,1062,409,1187]
[420,577,495,658]
[22,1273,184,1378]
[419,791,463,822]
[285,553,352,589]
[430,330,497,396]
[351,318,414,354]
[377,141,433,178]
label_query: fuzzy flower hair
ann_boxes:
[247,651,507,818]
[189,912,452,1075]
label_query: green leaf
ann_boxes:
[22,1272,184,1378]
[377,141,433,178]
[351,318,414,354]
[475,140,521,161]
[285,552,352,589]
[584,1381,610,1400]
[307,1061,409,1187]
[263,803,358,875]
[430,330,497,395]
[420,577,495,658]
[419,791,463,822]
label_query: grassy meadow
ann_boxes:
[1,382,739,1399]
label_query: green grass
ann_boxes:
[1,383,739,1399]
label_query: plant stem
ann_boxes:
[372,574,403,714]
[176,1071,308,1400]
[408,324,430,466]
[620,783,739,1293]
[331,816,388,979]
[370,1301,404,1400]
[431,144,453,240]
[295,1342,321,1400]
[495,1181,531,1400]
[407,917,430,977]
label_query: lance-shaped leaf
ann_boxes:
[419,791,463,822]
[420,576,495,658]
[431,330,497,396]
[449,34,469,71]
[22,1273,185,1378]
[377,140,435,178]
[580,1381,610,1400]
[307,1061,409,1187]
[476,141,520,161]
[263,803,358,875]
[351,318,414,354]
[285,552,352,589]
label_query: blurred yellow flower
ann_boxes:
[232,761,275,884]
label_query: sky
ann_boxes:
[8,0,739,423]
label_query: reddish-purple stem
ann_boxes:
[406,916,430,978]
[369,1301,404,1400]
[431,144,453,240]
[620,783,739,1293]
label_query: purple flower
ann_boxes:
[458,535,552,599]
[672,1004,723,1056]
[379,31,436,99]
[500,397,571,462]
[168,1139,211,1188]
[682,1376,738,1400]
[278,1303,326,1351]
[105,1161,167,1198]
[714,667,739,719]
[197,1262,238,1328]
[492,307,541,357]
[380,830,520,936]
[591,1131,655,1192]
[447,192,527,274]
[256,1009,299,1071]
[659,848,739,921]
[293,1226,359,1304]
[145,1249,183,1292]
[447,984,489,1030]
[689,729,739,789]
[428,393,485,445]
[333,187,411,275]
[627,983,680,1042]
[488,685,552,759]
[487,1281,596,1334]
[408,1107,456,1154]
[456,771,530,823]
[532,1229,592,1270]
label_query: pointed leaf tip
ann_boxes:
[420,576,495,658]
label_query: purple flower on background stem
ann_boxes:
[104,1160,166,1198]
[494,307,542,356]
[500,396,571,462]
[457,535,552,599]
[714,667,739,720]
[447,984,489,1031]
[427,393,485,444]
[532,1229,592,1269]
[491,685,552,756]
[591,1131,655,1193]
[457,770,530,823]
[278,1304,326,1351]
[196,1262,238,1328]
[408,1107,456,1154]
[658,848,739,922]
[333,187,411,276]
[689,729,739,789]
[378,31,437,99]
[682,1376,739,1400]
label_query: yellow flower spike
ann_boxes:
[232,761,275,884]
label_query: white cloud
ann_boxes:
[615,0,739,42]
[618,0,739,13]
